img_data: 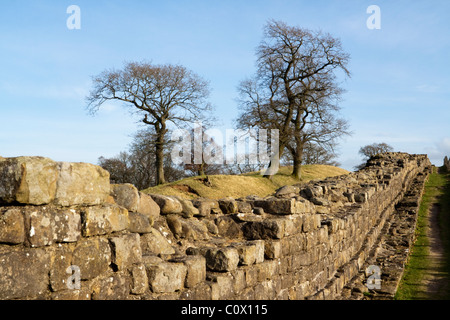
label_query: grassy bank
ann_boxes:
[438,167,450,298]
[395,167,450,300]
[141,164,349,200]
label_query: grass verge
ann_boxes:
[438,168,450,298]
[395,167,449,299]
[141,164,349,200]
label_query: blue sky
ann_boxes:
[1,0,449,171]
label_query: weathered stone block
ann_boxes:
[0,156,58,205]
[24,207,81,247]
[204,219,219,234]
[233,242,257,266]
[110,233,142,270]
[253,198,296,215]
[232,268,246,293]
[51,289,91,300]
[138,192,160,223]
[302,214,314,233]
[111,183,140,212]
[167,214,207,241]
[289,214,303,234]
[278,256,291,274]
[280,236,292,256]
[210,274,234,300]
[249,240,265,263]
[170,255,206,288]
[53,209,82,243]
[355,193,368,203]
[166,214,183,238]
[232,212,263,223]
[55,162,110,207]
[313,214,322,229]
[0,248,50,299]
[72,238,111,280]
[315,205,330,214]
[322,218,340,234]
[81,204,129,237]
[275,185,300,197]
[146,262,187,293]
[91,272,131,300]
[49,245,73,292]
[242,219,285,240]
[236,287,255,300]
[215,215,243,239]
[149,194,183,215]
[253,207,265,215]
[311,197,330,206]
[211,207,222,215]
[303,185,323,199]
[192,199,220,217]
[205,247,239,272]
[128,211,153,234]
[295,199,308,214]
[256,260,278,282]
[140,228,175,255]
[253,283,267,300]
[130,263,149,295]
[264,240,282,259]
[218,197,238,214]
[244,266,258,287]
[26,208,54,247]
[180,282,212,300]
[180,199,199,218]
[0,208,24,244]
[283,217,297,236]
[237,201,253,213]
[343,192,355,202]
[142,254,164,265]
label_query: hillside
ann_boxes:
[141,164,350,200]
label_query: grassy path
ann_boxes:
[395,167,450,299]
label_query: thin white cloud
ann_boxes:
[416,84,440,93]
[437,137,450,154]
[423,137,450,166]
[0,82,88,101]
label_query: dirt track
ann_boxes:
[424,203,449,299]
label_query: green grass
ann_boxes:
[395,167,450,300]
[438,168,450,298]
[141,164,349,200]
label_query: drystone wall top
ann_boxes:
[0,156,110,206]
[0,152,429,213]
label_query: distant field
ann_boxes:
[141,165,350,200]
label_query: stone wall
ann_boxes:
[0,153,431,300]
[444,156,450,172]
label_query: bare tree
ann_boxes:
[98,152,134,185]
[183,127,225,176]
[285,141,341,166]
[355,142,394,170]
[236,20,350,180]
[359,142,394,159]
[98,127,186,190]
[86,61,213,185]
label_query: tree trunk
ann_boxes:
[155,123,167,185]
[197,163,206,176]
[292,153,302,180]
[292,139,304,180]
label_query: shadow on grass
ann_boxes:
[436,167,450,299]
